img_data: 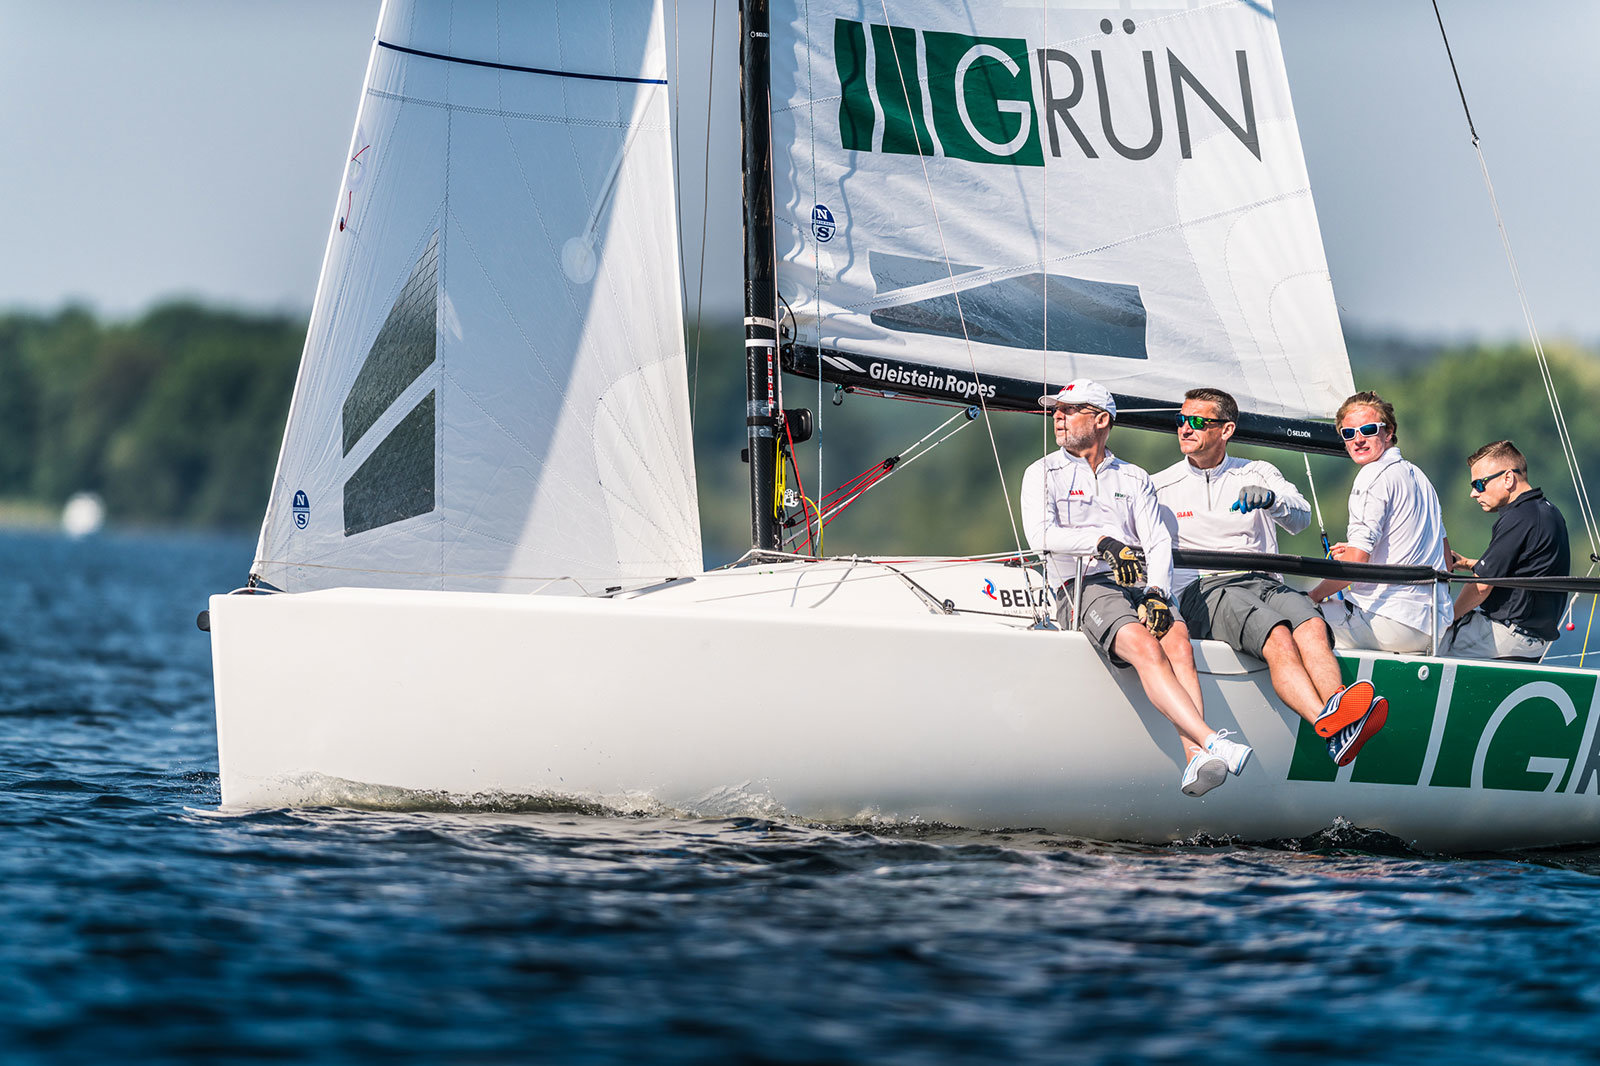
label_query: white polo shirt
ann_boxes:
[1021,448,1173,594]
[1152,454,1311,591]
[1343,446,1450,635]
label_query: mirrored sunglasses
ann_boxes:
[1339,421,1385,441]
[1175,414,1226,430]
[1470,467,1521,493]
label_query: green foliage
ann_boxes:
[6,300,1598,574]
[690,327,1600,570]
[0,302,302,528]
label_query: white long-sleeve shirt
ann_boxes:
[1021,448,1173,593]
[1152,455,1311,592]
[1343,446,1451,635]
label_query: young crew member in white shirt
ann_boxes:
[1021,379,1253,798]
[1308,391,1452,654]
[1152,388,1388,767]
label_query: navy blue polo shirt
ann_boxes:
[1473,487,1570,639]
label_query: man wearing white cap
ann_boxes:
[1021,379,1254,798]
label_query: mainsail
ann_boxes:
[770,0,1353,424]
[253,0,700,593]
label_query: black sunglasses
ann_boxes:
[1339,421,1385,441]
[1175,414,1228,430]
[1471,468,1521,493]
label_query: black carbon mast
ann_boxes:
[740,0,782,550]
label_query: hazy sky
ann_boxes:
[1,0,1596,342]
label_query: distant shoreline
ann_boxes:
[0,499,57,531]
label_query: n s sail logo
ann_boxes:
[834,17,1261,168]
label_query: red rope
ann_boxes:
[783,420,818,555]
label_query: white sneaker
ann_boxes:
[1205,730,1253,776]
[1181,752,1229,797]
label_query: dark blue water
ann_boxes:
[5,529,1600,1065]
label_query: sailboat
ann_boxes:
[206,0,1600,852]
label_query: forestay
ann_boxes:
[253,0,700,593]
[770,0,1353,420]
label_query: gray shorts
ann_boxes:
[1178,572,1324,658]
[1056,574,1147,666]
[1440,610,1549,662]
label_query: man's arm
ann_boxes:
[1309,542,1370,603]
[1453,581,1492,620]
[1131,477,1174,594]
[1021,461,1105,556]
[1452,524,1522,619]
[1020,462,1046,553]
[1258,463,1312,535]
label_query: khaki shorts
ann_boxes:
[1178,572,1325,658]
[1056,574,1149,666]
[1440,610,1549,662]
[1319,598,1432,654]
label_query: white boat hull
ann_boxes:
[209,561,1600,851]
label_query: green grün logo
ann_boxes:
[836,19,1043,167]
[1288,657,1600,793]
[833,17,1264,169]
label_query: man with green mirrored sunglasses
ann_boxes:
[1155,387,1386,767]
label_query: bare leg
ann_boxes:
[1260,623,1323,725]
[1159,621,1205,759]
[1111,623,1212,754]
[1293,618,1344,700]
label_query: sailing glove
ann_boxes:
[1231,486,1276,514]
[1095,536,1147,587]
[1138,590,1174,639]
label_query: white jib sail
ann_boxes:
[771,0,1353,420]
[253,0,701,593]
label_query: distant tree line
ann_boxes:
[3,303,1597,575]
[0,303,302,528]
[699,330,1600,570]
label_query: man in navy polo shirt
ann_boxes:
[1443,440,1570,661]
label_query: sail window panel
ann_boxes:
[343,391,436,537]
[868,252,1147,358]
[342,231,440,456]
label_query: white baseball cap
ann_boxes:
[1039,379,1116,419]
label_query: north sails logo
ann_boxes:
[835,17,1261,167]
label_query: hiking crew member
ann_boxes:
[1153,388,1387,766]
[1021,379,1252,798]
[1443,440,1571,661]
[1310,391,1451,654]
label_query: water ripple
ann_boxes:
[5,530,1600,1064]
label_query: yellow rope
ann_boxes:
[773,449,787,519]
[1582,594,1596,669]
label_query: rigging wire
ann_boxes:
[1302,451,1342,600]
[781,407,979,547]
[671,0,685,320]
[1431,0,1600,563]
[784,418,819,554]
[688,0,717,429]
[876,0,1030,564]
[803,0,825,555]
[1029,0,1053,626]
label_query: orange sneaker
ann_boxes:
[1313,679,1375,739]
[1328,697,1389,767]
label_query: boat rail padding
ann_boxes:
[1172,549,1600,594]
